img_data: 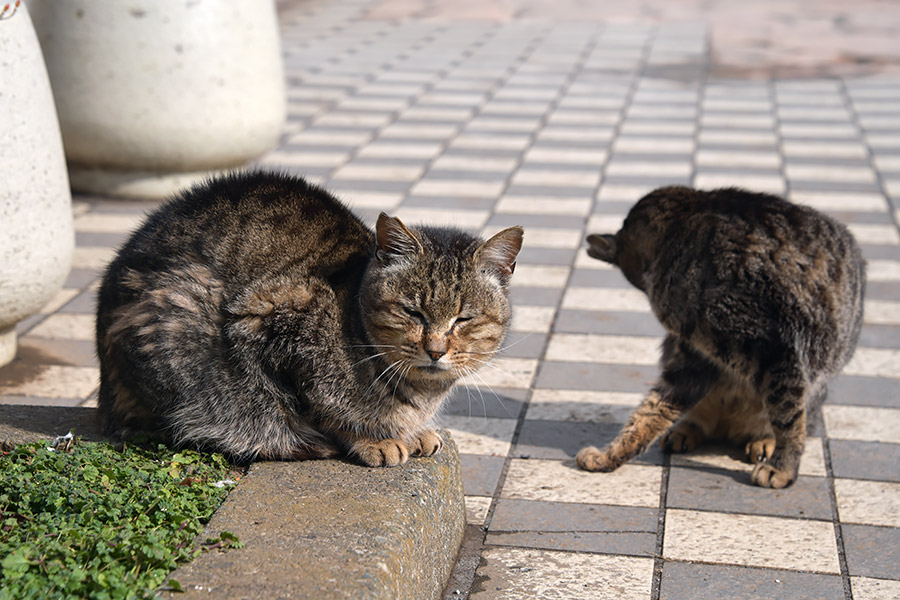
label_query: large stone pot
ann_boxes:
[29,0,286,198]
[0,1,74,367]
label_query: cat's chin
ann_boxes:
[413,364,457,381]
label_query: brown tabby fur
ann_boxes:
[576,186,865,488]
[96,171,523,466]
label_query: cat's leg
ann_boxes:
[577,336,721,472]
[751,362,813,489]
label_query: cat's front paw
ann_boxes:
[745,437,776,464]
[354,438,411,467]
[411,430,443,457]
[751,463,796,488]
[576,446,620,472]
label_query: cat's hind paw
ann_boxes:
[751,462,796,489]
[411,430,443,457]
[661,421,704,454]
[745,437,776,464]
[576,446,619,472]
[354,438,411,467]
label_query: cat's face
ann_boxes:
[586,191,673,292]
[360,215,523,384]
[586,228,650,291]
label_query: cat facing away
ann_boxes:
[576,186,865,488]
[96,171,523,466]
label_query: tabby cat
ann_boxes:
[96,171,523,466]
[576,186,865,488]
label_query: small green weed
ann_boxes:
[0,435,243,599]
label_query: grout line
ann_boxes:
[482,25,599,533]
[822,435,855,600]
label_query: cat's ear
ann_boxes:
[476,226,523,276]
[375,213,423,262]
[586,233,617,264]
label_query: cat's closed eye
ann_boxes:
[401,306,426,323]
[452,316,473,329]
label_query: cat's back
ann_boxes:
[644,187,862,289]
[112,172,374,281]
[643,187,865,371]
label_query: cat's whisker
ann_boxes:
[460,366,515,419]
[465,356,535,393]
[460,333,535,357]
[349,351,393,369]
[361,358,405,399]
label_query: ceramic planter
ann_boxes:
[30,0,286,198]
[0,1,74,366]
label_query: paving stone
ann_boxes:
[514,418,665,465]
[828,375,900,408]
[470,547,653,600]
[842,523,900,580]
[663,509,841,574]
[659,562,845,600]
[490,497,656,532]
[459,453,506,496]
[829,439,900,482]
[536,361,658,392]
[667,467,833,520]
[554,308,667,336]
[14,338,98,368]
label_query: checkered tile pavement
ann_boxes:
[3,0,900,598]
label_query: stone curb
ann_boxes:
[0,406,466,600]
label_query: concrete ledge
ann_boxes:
[0,406,466,600]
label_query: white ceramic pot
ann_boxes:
[0,1,74,367]
[29,0,286,198]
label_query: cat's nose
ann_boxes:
[426,349,446,361]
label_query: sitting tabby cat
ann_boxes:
[576,186,865,488]
[96,171,523,466]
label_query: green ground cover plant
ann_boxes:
[0,435,243,599]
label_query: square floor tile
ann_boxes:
[470,547,653,600]
[502,458,662,507]
[663,509,840,573]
